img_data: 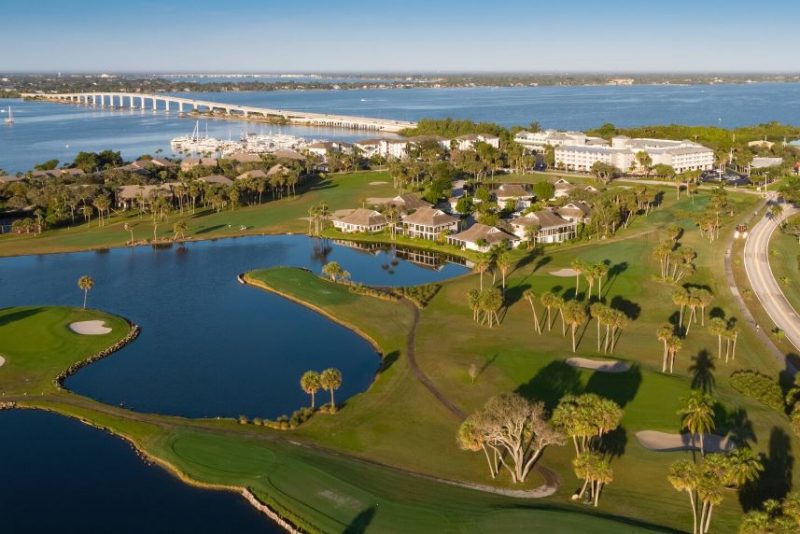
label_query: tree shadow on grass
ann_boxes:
[0,307,42,328]
[739,427,794,511]
[598,426,628,459]
[714,406,756,448]
[377,351,399,374]
[533,255,551,273]
[610,295,641,321]
[689,349,716,394]
[515,361,582,412]
[584,365,642,408]
[504,282,530,308]
[343,505,377,534]
[194,224,227,235]
[601,261,629,298]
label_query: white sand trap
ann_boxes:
[550,268,578,277]
[369,181,388,185]
[636,431,735,453]
[566,357,631,373]
[0,355,5,367]
[69,320,112,335]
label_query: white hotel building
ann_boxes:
[515,130,714,174]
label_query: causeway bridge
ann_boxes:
[22,92,416,133]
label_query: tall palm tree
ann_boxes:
[565,301,587,353]
[708,318,727,361]
[594,263,609,298]
[474,256,491,290]
[78,275,94,309]
[320,368,342,410]
[695,289,713,326]
[679,391,716,456]
[667,335,682,374]
[300,370,322,409]
[173,220,188,241]
[540,292,556,331]
[570,259,586,299]
[468,288,482,323]
[591,303,608,352]
[657,323,674,372]
[523,289,541,334]
[123,222,135,244]
[496,252,512,291]
[668,459,700,534]
[726,326,739,362]
[672,287,689,329]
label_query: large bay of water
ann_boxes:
[0,410,278,533]
[0,235,465,418]
[3,83,800,172]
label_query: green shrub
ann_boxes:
[730,370,786,412]
[395,283,442,308]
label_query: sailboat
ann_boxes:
[4,106,13,125]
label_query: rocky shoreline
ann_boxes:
[54,320,141,387]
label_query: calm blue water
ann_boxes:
[0,410,278,533]
[3,83,800,172]
[0,235,465,418]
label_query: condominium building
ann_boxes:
[514,129,607,152]
[554,134,714,174]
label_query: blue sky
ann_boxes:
[2,0,799,72]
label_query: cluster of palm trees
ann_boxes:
[695,187,731,243]
[669,391,764,533]
[653,239,697,283]
[521,261,628,354]
[708,317,739,363]
[552,393,623,507]
[465,248,516,328]
[467,287,503,327]
[307,201,330,236]
[656,287,714,374]
[299,368,342,411]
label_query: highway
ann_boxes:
[743,200,800,353]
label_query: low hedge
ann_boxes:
[730,369,786,413]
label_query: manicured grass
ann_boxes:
[0,171,396,257]
[769,217,800,316]
[0,306,130,394]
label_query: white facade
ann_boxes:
[555,135,714,174]
[514,129,602,152]
[455,134,500,151]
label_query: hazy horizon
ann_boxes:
[2,0,799,72]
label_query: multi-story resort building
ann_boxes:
[515,130,715,174]
[510,210,578,244]
[401,207,459,240]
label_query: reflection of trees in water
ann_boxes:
[310,237,332,265]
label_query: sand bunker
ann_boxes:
[635,431,735,453]
[550,268,578,277]
[566,357,631,373]
[369,181,388,185]
[69,320,112,335]
[0,355,5,367]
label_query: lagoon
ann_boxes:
[0,235,466,419]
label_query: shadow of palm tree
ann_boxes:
[343,505,377,534]
[689,350,715,393]
[515,361,582,412]
[739,427,794,510]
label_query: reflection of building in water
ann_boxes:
[332,239,383,255]
[331,239,468,271]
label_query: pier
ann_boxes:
[21,92,416,133]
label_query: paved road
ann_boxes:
[743,201,800,353]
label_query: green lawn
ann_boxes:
[0,170,396,257]
[769,217,800,316]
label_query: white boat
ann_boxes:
[4,106,13,125]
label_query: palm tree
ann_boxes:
[540,292,556,331]
[672,287,689,330]
[570,259,586,299]
[523,289,541,334]
[496,252,512,291]
[708,318,727,361]
[667,335,682,374]
[322,261,349,283]
[300,370,322,409]
[657,323,674,372]
[668,459,700,534]
[564,301,587,353]
[591,303,608,352]
[77,275,94,309]
[695,289,713,326]
[554,295,567,336]
[679,391,716,456]
[123,222,135,244]
[594,263,609,298]
[726,326,739,362]
[474,256,491,290]
[468,288,481,323]
[724,448,763,489]
[320,368,342,410]
[584,264,598,301]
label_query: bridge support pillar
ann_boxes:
[165,100,170,113]
[152,97,157,111]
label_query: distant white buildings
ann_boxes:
[454,134,500,151]
[514,129,714,174]
[352,133,499,160]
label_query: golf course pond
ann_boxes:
[0,409,279,532]
[0,234,467,418]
